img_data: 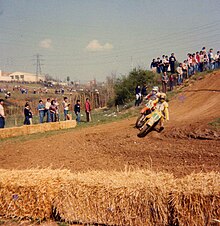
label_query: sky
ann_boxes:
[0,0,220,82]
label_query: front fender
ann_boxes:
[147,111,163,127]
[140,107,149,114]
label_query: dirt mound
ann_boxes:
[165,126,220,140]
[165,71,220,141]
[169,71,220,124]
[0,71,220,178]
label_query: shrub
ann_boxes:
[114,68,160,105]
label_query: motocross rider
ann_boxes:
[153,92,169,132]
[145,86,159,101]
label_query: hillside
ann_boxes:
[0,71,219,178]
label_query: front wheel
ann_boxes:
[135,114,146,128]
[137,124,152,137]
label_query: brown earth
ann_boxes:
[0,72,220,178]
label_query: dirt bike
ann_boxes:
[137,109,164,137]
[135,100,155,128]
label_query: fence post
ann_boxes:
[14,116,18,126]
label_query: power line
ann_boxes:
[33,54,44,81]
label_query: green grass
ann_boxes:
[0,105,140,143]
[209,118,220,130]
[57,222,69,226]
[166,89,181,101]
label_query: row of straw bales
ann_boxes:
[0,120,77,139]
[0,169,219,225]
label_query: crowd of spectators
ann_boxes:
[150,47,220,93]
[21,97,91,126]
[0,81,96,128]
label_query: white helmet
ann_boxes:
[152,86,159,92]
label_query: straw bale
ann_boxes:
[170,172,220,226]
[0,169,219,225]
[0,120,76,139]
[0,169,71,220]
[53,170,175,225]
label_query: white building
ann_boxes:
[0,70,45,82]
[0,70,11,81]
[9,71,45,82]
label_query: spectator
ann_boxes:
[199,51,204,72]
[169,74,174,91]
[203,54,209,71]
[85,98,92,122]
[195,52,200,72]
[192,53,197,75]
[163,56,170,73]
[24,103,31,125]
[156,57,162,74]
[54,98,60,121]
[37,100,45,123]
[0,99,5,128]
[182,60,188,79]
[176,63,183,85]
[135,85,141,106]
[215,51,220,68]
[161,55,166,72]
[45,98,51,122]
[169,53,176,73]
[141,83,148,97]
[187,53,193,77]
[202,46,206,55]
[62,97,70,120]
[208,48,215,70]
[74,100,81,123]
[162,72,169,93]
[27,102,33,124]
[150,59,157,73]
[50,100,57,122]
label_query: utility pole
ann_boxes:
[33,54,44,82]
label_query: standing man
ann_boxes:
[214,51,220,69]
[23,103,31,125]
[176,63,183,85]
[0,99,5,128]
[45,98,51,122]
[37,100,45,123]
[135,85,141,106]
[162,72,169,93]
[169,53,176,74]
[74,100,81,123]
[141,83,148,98]
[62,97,70,120]
[208,48,215,70]
[54,98,60,122]
[163,56,170,73]
[150,59,157,73]
[85,98,91,122]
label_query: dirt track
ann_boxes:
[0,72,220,178]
